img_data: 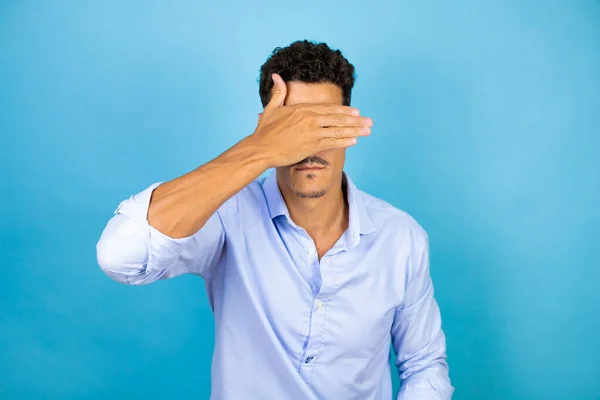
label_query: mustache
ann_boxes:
[295,156,329,167]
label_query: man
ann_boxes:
[97,40,453,399]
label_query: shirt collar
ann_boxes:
[262,170,290,220]
[261,170,376,239]
[344,172,377,237]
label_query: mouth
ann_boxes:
[295,165,326,171]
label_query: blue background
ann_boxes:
[1,1,599,399]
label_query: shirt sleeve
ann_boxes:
[96,183,227,285]
[392,230,454,400]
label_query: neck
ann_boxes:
[277,174,349,239]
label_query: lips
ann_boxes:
[296,165,325,171]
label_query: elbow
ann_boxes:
[96,214,153,285]
[96,239,135,285]
[96,235,162,286]
[96,221,155,285]
[399,338,449,382]
[95,194,167,285]
[399,358,453,400]
[398,352,453,399]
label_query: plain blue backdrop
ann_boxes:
[1,1,599,399]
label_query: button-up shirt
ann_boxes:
[97,171,453,399]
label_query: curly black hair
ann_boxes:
[258,40,356,108]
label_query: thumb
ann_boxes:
[265,73,287,111]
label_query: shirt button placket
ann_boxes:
[300,247,326,381]
[315,299,323,310]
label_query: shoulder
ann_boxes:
[358,190,428,248]
[219,177,269,218]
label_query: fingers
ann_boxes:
[319,126,372,139]
[265,73,287,111]
[314,114,373,128]
[308,104,360,116]
[318,137,359,151]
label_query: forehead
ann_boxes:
[282,81,343,106]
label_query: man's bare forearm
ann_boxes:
[147,136,271,238]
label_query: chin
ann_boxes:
[290,171,329,198]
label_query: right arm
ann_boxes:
[96,73,372,285]
[96,138,270,285]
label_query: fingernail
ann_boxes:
[362,127,370,134]
[364,118,373,126]
[352,108,360,116]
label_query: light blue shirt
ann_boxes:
[97,171,453,399]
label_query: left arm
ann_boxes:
[392,231,454,399]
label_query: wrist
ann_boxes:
[236,135,276,170]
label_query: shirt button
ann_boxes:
[307,248,316,256]
[315,300,323,310]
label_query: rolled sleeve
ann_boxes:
[393,232,454,399]
[96,183,226,285]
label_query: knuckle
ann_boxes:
[335,114,345,126]
[322,137,336,148]
[336,126,343,137]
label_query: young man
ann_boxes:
[97,40,453,399]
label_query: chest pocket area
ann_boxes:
[325,274,395,355]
